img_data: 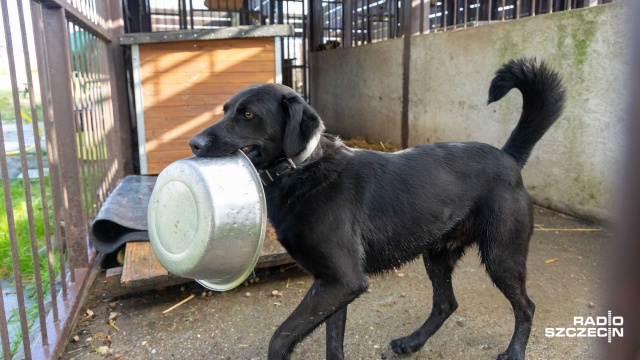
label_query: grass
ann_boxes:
[0,89,43,124]
[0,176,61,355]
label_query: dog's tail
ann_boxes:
[488,58,565,168]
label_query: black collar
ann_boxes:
[258,134,322,186]
[259,158,297,186]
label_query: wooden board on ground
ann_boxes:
[119,223,292,290]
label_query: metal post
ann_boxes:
[42,5,89,271]
[107,0,133,179]
[401,0,411,148]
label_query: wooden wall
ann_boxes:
[140,38,276,174]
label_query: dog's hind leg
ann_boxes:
[390,248,464,354]
[326,306,348,359]
[268,278,367,360]
[479,214,535,360]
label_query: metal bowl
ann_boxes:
[147,151,266,291]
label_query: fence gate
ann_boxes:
[0,0,131,359]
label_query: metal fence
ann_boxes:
[315,0,615,48]
[0,0,131,359]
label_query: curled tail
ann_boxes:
[488,58,565,168]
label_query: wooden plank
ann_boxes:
[148,163,170,175]
[105,273,191,296]
[144,125,202,141]
[121,241,169,286]
[144,105,224,119]
[140,38,274,51]
[142,82,262,96]
[143,94,231,107]
[145,111,223,130]
[140,50,275,62]
[147,149,194,164]
[141,60,275,74]
[141,70,274,84]
[146,127,206,141]
[118,224,292,289]
[146,138,194,153]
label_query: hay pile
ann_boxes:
[343,137,400,153]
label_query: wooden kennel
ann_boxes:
[120,25,293,174]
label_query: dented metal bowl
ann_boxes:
[147,151,266,291]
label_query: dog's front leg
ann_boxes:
[268,279,367,360]
[326,306,348,360]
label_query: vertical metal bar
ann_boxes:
[42,5,89,273]
[419,0,424,33]
[83,31,107,210]
[605,1,640,359]
[475,0,479,24]
[343,0,352,47]
[275,37,283,84]
[86,31,108,211]
[0,118,30,360]
[0,119,12,360]
[94,39,112,194]
[131,45,148,174]
[75,25,97,222]
[0,6,32,356]
[548,0,552,13]
[532,0,535,15]
[107,0,130,183]
[453,0,457,28]
[401,0,411,148]
[426,0,431,33]
[31,0,68,301]
[443,0,447,30]
[189,0,194,28]
[464,0,468,27]
[87,33,107,200]
[488,0,492,22]
[69,21,93,234]
[17,0,60,332]
[516,0,520,18]
[501,0,505,20]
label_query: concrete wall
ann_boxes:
[410,4,627,222]
[310,4,627,222]
[310,39,404,145]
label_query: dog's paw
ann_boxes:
[496,351,524,360]
[389,336,424,355]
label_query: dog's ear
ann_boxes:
[281,95,324,159]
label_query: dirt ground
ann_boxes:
[62,206,611,360]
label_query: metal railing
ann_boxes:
[0,0,131,359]
[314,0,615,48]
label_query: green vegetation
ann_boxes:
[0,176,61,355]
[0,89,43,124]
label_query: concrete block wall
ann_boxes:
[310,39,404,146]
[310,4,627,222]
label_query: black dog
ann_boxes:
[189,58,565,360]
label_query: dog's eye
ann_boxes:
[243,111,253,119]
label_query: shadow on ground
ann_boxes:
[62,206,611,360]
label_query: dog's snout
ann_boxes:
[189,136,208,156]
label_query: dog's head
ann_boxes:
[189,83,324,169]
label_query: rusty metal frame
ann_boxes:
[0,0,131,358]
[37,0,112,43]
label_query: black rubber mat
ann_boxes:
[90,175,157,254]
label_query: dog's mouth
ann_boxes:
[238,145,261,159]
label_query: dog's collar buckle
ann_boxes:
[259,157,297,186]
